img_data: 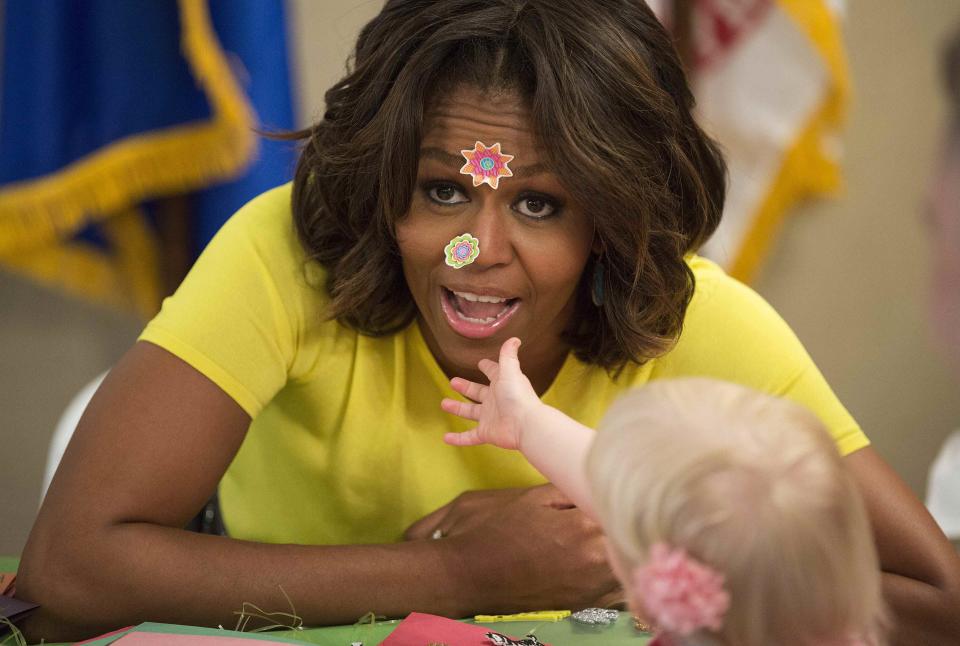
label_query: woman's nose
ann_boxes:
[468,199,514,268]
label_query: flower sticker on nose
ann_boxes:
[445,233,480,269]
[460,141,514,190]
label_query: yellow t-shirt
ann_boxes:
[139,183,869,545]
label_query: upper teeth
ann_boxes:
[453,290,508,303]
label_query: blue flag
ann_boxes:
[0,0,296,317]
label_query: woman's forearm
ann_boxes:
[882,570,960,645]
[18,522,468,643]
[844,448,960,644]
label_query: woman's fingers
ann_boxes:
[450,377,487,403]
[403,499,455,540]
[441,397,480,421]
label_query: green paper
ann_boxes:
[127,623,318,643]
[1,550,650,646]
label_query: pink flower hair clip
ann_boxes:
[633,542,731,638]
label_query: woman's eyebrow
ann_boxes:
[420,147,547,178]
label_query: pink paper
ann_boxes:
[74,626,135,645]
[380,612,549,646]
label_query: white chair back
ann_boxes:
[927,430,960,541]
[41,372,107,504]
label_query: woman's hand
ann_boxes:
[404,484,623,612]
[441,337,542,451]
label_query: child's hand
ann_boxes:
[441,337,541,450]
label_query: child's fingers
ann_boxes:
[478,358,500,382]
[441,397,480,421]
[450,377,488,403]
[443,429,483,447]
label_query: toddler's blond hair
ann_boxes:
[586,377,886,646]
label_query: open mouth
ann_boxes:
[440,287,521,339]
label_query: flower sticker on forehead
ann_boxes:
[460,141,514,190]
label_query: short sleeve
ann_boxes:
[138,184,310,418]
[652,257,869,456]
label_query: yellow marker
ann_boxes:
[474,610,571,623]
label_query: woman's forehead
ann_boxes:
[422,86,541,157]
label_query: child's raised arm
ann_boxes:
[441,338,599,521]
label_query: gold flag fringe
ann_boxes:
[0,0,258,256]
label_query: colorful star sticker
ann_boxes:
[460,141,514,190]
[444,233,480,269]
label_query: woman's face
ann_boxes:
[395,86,595,388]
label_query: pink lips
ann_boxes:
[440,287,520,339]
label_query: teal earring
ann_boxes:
[591,259,605,307]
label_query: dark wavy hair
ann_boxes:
[289,0,727,371]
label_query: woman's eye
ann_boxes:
[514,195,557,219]
[427,184,468,205]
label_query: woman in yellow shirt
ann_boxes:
[19,0,960,642]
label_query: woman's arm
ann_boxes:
[18,341,617,641]
[844,447,960,644]
[16,342,459,639]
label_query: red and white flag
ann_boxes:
[651,0,850,283]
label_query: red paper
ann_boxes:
[74,626,136,645]
[380,612,549,646]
